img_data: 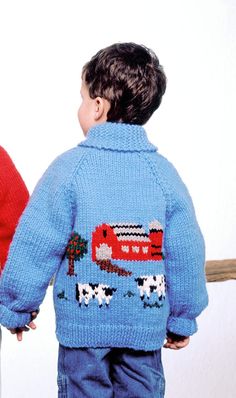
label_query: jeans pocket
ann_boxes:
[57,373,68,398]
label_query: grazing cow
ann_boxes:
[90,283,117,307]
[135,275,166,301]
[76,283,94,307]
[76,283,117,307]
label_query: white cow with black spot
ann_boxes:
[90,283,117,307]
[135,275,166,301]
[76,283,117,307]
[76,283,94,307]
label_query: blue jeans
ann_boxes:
[57,345,165,398]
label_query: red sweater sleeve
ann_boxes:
[0,146,29,271]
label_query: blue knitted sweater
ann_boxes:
[0,122,208,350]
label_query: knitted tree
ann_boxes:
[66,232,88,276]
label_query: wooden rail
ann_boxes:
[206,259,236,282]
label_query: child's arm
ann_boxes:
[0,151,77,331]
[145,152,209,340]
[0,147,29,271]
[163,161,208,339]
[8,311,38,341]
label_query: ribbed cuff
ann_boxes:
[0,304,31,328]
[167,316,197,336]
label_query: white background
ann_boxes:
[0,0,236,397]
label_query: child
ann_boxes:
[0,146,29,395]
[0,146,29,272]
[0,43,208,397]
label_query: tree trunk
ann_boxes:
[67,257,76,276]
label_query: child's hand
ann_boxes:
[164,331,190,350]
[8,311,38,342]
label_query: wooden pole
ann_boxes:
[205,259,236,282]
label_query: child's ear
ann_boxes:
[94,97,110,121]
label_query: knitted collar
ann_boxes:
[79,122,157,152]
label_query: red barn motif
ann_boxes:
[92,220,163,263]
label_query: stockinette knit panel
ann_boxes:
[0,146,29,271]
[0,123,208,350]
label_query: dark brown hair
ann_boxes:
[82,42,167,125]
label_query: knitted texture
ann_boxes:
[0,123,208,350]
[0,147,29,272]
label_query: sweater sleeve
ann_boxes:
[0,147,29,271]
[163,164,208,336]
[0,156,74,329]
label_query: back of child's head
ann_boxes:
[82,42,166,125]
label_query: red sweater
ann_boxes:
[0,146,29,271]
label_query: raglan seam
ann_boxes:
[138,152,175,226]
